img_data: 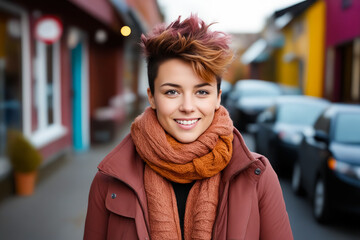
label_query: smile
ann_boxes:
[175,119,199,126]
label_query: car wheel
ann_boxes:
[291,161,304,196]
[313,176,330,223]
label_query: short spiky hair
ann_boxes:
[140,15,233,95]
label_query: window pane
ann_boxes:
[46,44,54,125]
[277,102,327,126]
[334,113,360,144]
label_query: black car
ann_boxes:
[224,79,282,132]
[292,104,360,222]
[255,96,330,175]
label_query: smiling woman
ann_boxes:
[147,58,221,143]
[84,15,293,240]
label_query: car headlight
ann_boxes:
[328,157,360,180]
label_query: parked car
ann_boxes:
[255,96,330,175]
[292,104,360,223]
[224,79,282,132]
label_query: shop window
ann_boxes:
[339,42,354,103]
[0,7,22,160]
[31,40,65,147]
[342,0,352,9]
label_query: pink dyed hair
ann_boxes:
[141,15,233,94]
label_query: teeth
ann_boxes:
[176,119,198,125]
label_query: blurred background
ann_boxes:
[0,0,360,239]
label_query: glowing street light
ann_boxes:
[120,26,131,37]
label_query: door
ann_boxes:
[71,38,89,152]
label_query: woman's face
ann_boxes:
[147,58,221,143]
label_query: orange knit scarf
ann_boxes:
[131,106,233,239]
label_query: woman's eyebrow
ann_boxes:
[195,83,212,88]
[160,83,180,88]
[160,83,212,88]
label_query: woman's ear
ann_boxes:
[216,89,222,110]
[147,88,156,109]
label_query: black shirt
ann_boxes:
[171,181,195,238]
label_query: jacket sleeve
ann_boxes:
[258,160,294,240]
[84,171,111,240]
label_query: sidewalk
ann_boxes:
[0,116,135,240]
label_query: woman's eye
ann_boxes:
[165,90,178,95]
[197,90,209,95]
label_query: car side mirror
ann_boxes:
[314,130,329,144]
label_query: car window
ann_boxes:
[334,113,360,144]
[277,103,326,125]
[239,86,281,97]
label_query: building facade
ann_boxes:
[324,0,360,103]
[0,0,162,195]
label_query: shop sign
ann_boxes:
[34,15,63,44]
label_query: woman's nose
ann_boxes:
[179,95,195,113]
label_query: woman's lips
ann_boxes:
[174,118,200,130]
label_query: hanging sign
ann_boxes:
[34,15,63,44]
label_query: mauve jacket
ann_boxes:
[84,129,293,240]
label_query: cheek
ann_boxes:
[154,98,176,118]
[201,98,220,113]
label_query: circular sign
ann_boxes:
[34,16,63,44]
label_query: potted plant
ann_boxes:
[6,130,43,196]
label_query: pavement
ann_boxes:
[0,115,135,240]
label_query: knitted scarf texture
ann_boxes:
[131,106,233,240]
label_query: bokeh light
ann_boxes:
[120,26,131,37]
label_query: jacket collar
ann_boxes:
[221,128,257,182]
[98,134,145,194]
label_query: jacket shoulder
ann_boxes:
[99,134,135,166]
[97,134,144,183]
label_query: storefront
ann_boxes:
[0,1,30,178]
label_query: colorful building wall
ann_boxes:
[324,0,360,103]
[326,0,360,47]
[276,27,300,87]
[304,0,325,97]
[277,0,325,97]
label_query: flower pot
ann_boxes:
[14,171,38,196]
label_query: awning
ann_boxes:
[67,0,118,27]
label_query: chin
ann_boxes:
[173,134,199,144]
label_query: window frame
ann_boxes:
[30,40,66,147]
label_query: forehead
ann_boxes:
[155,58,216,86]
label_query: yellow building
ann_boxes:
[276,0,325,97]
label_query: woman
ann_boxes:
[84,15,293,240]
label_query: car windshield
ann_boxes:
[239,86,281,97]
[334,113,360,144]
[277,103,326,125]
